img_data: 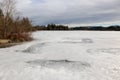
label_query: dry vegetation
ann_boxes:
[0,0,32,46]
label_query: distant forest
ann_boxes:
[32,24,120,31]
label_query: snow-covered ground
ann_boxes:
[0,31,120,80]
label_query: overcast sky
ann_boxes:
[16,0,120,27]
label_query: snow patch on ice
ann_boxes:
[21,43,47,54]
[0,66,91,80]
[62,38,93,43]
[87,48,120,55]
[26,59,91,71]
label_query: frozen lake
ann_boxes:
[0,31,120,80]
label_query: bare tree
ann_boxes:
[0,0,16,38]
[0,8,4,38]
[0,0,32,42]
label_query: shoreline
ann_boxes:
[0,39,33,48]
[0,42,22,48]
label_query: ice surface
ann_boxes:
[0,31,120,80]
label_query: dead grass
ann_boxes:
[0,39,20,48]
[0,33,33,48]
[0,39,11,44]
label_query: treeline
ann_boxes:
[0,0,32,42]
[32,24,69,31]
[70,25,120,31]
[32,24,120,31]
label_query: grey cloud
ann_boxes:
[19,0,120,26]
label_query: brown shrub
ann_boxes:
[8,32,32,42]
